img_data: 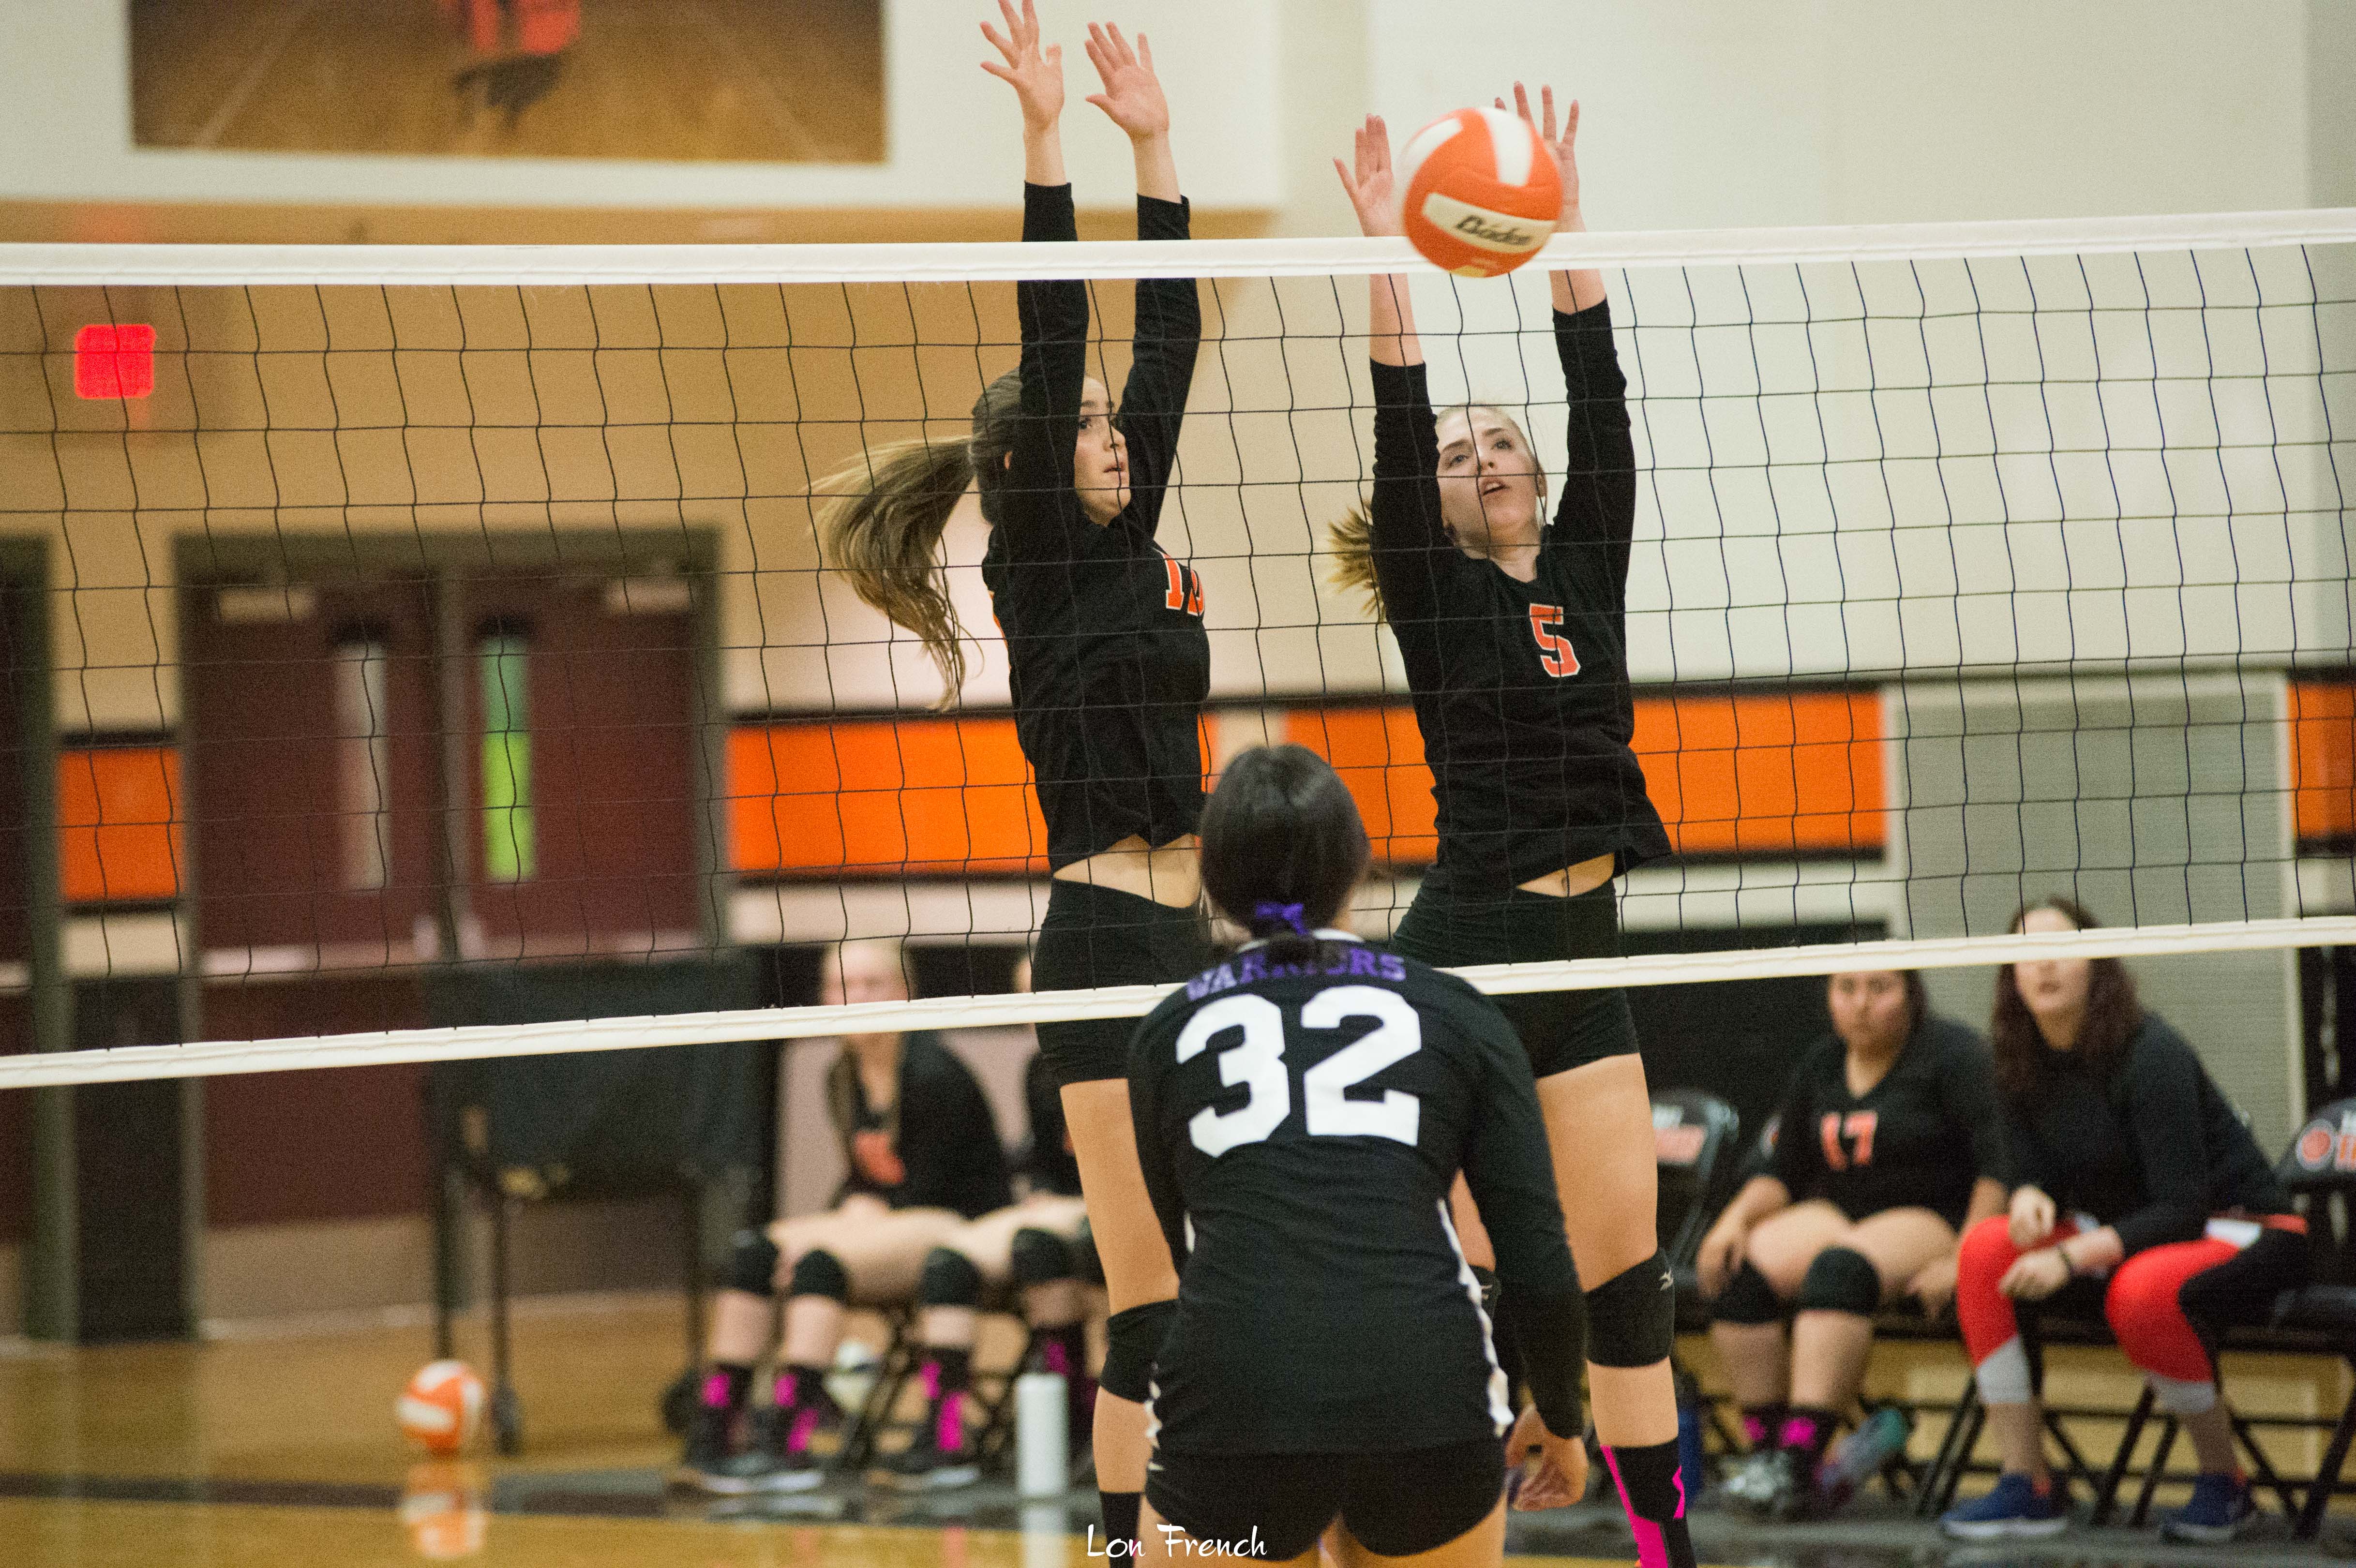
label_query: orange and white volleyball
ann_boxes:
[396,1360,485,1455]
[1396,107,1561,278]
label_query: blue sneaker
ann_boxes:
[2159,1472,2256,1543]
[1940,1472,2069,1539]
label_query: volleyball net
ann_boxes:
[1,210,2352,1106]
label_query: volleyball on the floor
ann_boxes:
[1396,106,1562,278]
[397,1360,486,1455]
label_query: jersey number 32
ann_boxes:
[1173,987,1421,1156]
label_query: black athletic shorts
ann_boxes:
[1146,1437,1503,1561]
[1388,868,1637,1079]
[1032,880,1212,1089]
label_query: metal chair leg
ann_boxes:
[2297,1375,2356,1541]
[1916,1374,1979,1517]
[2092,1384,2155,1526]
[2126,1416,2177,1527]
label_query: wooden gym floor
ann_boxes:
[3,1290,2352,1568]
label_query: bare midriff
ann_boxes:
[1517,850,1617,899]
[1052,832,1202,909]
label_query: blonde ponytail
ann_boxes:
[1326,501,1385,622]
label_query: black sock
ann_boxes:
[1040,1323,1087,1378]
[1739,1402,1786,1453]
[1603,1439,1696,1568]
[1100,1490,1141,1555]
[777,1363,830,1409]
[1779,1405,1838,1470]
[703,1361,753,1414]
[929,1345,974,1394]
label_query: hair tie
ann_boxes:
[1252,900,1308,935]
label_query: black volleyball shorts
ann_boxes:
[1387,867,1639,1079]
[1031,879,1212,1089]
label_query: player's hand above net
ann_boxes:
[981,0,1064,130]
[1493,82,1582,226]
[1334,115,1402,238]
[1082,23,1166,141]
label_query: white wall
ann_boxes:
[0,1,1282,211]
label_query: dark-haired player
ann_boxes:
[1128,746,1589,1567]
[1328,87,1690,1567]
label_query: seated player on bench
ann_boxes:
[879,953,1097,1490]
[675,938,1013,1494]
[1697,968,2005,1517]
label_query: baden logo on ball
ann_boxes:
[1396,106,1561,277]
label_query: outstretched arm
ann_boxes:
[984,0,1088,540]
[1497,82,1604,314]
[1088,23,1196,535]
[1336,115,1421,368]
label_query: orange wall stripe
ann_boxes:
[1633,690,1886,856]
[2290,682,2355,846]
[58,747,185,902]
[730,718,1049,876]
[1287,691,1885,864]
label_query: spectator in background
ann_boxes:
[880,954,1097,1490]
[1698,970,2006,1517]
[1941,898,2305,1545]
[676,938,1012,1495]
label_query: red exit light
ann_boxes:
[75,324,156,400]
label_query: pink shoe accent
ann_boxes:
[701,1373,733,1410]
[1777,1413,1822,1451]
[1601,1446,1672,1568]
[774,1370,800,1407]
[919,1361,943,1402]
[935,1389,967,1454]
[1041,1341,1073,1376]
[785,1404,824,1456]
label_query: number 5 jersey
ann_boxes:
[1127,935,1586,1455]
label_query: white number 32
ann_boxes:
[1173,986,1422,1156]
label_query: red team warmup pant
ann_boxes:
[1955,1212,2307,1416]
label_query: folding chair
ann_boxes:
[1651,1090,1742,1460]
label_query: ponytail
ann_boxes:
[1326,501,1385,622]
[818,437,977,703]
[817,373,1026,706]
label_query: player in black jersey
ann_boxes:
[1695,970,2005,1516]
[1329,89,1692,1568]
[676,940,1013,1494]
[817,3,1209,1544]
[1130,746,1589,1566]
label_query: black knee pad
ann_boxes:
[1010,1226,1075,1286]
[1069,1219,1103,1287]
[1100,1299,1176,1403]
[1586,1250,1676,1368]
[722,1230,781,1298]
[918,1247,984,1308]
[788,1247,849,1303]
[1796,1246,1883,1317]
[1712,1260,1784,1326]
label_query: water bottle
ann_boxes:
[1016,1370,1070,1499]
[1816,1406,1911,1508]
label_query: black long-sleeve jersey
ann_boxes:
[1368,300,1671,893]
[1128,938,1584,1456]
[1019,1049,1084,1198]
[982,183,1208,872]
[2003,1015,2289,1258]
[1764,1015,2004,1228]
[826,1032,1013,1221]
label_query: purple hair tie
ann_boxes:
[1252,900,1308,934]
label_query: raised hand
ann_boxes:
[1494,82,1581,225]
[1082,23,1166,141]
[1333,115,1401,238]
[981,0,1064,131]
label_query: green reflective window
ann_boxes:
[480,632,533,882]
